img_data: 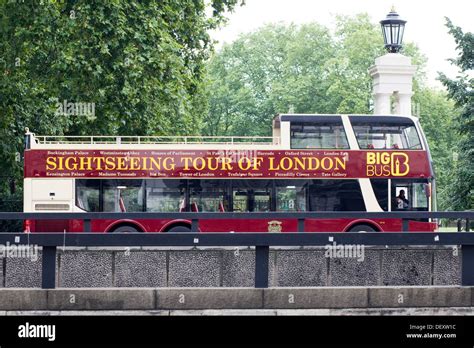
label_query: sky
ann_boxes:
[210,0,473,88]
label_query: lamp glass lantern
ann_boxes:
[380,8,406,53]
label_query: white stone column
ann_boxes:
[397,93,413,115]
[368,53,416,116]
[373,93,391,115]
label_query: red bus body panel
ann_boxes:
[24,147,435,233]
[27,218,436,233]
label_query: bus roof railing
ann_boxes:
[30,135,281,146]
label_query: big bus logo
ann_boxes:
[366,152,410,177]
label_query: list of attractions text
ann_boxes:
[24,149,430,179]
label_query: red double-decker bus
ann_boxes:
[23,114,437,233]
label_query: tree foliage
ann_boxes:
[204,14,428,136]
[204,22,336,135]
[412,88,457,210]
[0,0,241,212]
[438,18,473,210]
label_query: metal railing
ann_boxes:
[0,211,472,289]
[31,135,281,146]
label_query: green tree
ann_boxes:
[205,14,427,136]
[0,0,242,215]
[412,88,457,210]
[325,14,384,113]
[438,18,473,210]
[203,22,336,136]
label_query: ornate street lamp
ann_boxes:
[380,7,406,53]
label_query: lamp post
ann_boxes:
[380,7,407,53]
[369,8,415,115]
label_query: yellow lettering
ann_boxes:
[192,157,205,171]
[321,157,333,171]
[105,157,116,170]
[116,157,126,170]
[294,157,306,171]
[129,157,140,170]
[221,157,233,170]
[94,157,105,170]
[334,157,346,170]
[207,157,218,171]
[147,157,160,171]
[238,157,252,170]
[79,157,92,171]
[182,157,193,170]
[46,157,57,170]
[65,157,78,170]
[367,152,376,165]
[269,157,278,170]
[57,157,64,170]
[280,157,292,171]
[252,157,264,170]
[308,157,320,170]
[367,165,375,176]
[163,157,175,171]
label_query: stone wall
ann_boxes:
[0,246,461,288]
[0,287,472,312]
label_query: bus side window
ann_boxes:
[146,179,185,212]
[253,190,271,212]
[233,190,248,212]
[290,121,349,149]
[391,180,429,211]
[219,202,225,212]
[275,181,308,212]
[75,179,100,212]
[393,185,409,210]
[179,199,186,212]
[309,180,365,211]
[77,191,87,211]
[103,180,143,212]
[189,179,228,212]
[233,180,272,212]
[370,179,388,211]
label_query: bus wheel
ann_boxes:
[166,225,192,233]
[111,225,141,233]
[348,224,377,232]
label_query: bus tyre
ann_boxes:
[167,225,192,233]
[111,225,140,233]
[348,224,376,233]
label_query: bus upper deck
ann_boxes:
[26,114,427,152]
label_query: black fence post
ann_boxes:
[402,219,409,232]
[466,219,470,232]
[42,246,57,289]
[298,218,305,232]
[255,245,269,288]
[458,219,462,232]
[191,219,199,232]
[83,219,91,232]
[461,245,474,286]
